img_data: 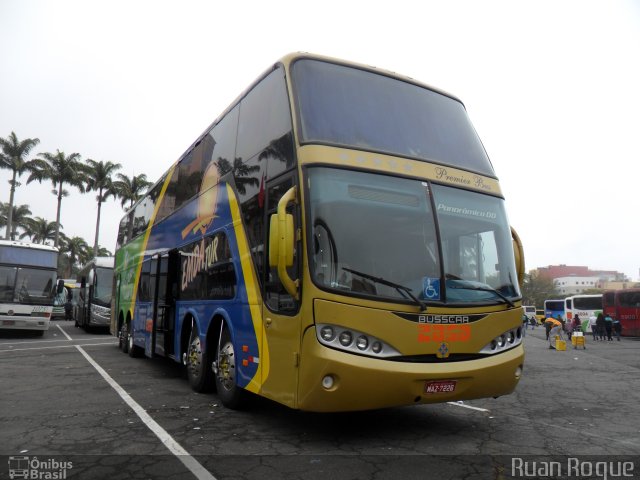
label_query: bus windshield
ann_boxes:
[293,59,495,177]
[307,167,519,305]
[94,267,113,305]
[2,267,56,305]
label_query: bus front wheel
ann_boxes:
[214,326,245,409]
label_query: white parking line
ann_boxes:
[74,345,216,480]
[0,342,115,352]
[0,338,72,345]
[447,401,490,412]
[57,324,73,341]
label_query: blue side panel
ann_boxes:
[135,181,260,388]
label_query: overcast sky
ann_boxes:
[1,0,639,280]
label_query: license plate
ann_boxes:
[424,380,457,394]
[3,320,15,326]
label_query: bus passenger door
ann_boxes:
[260,177,302,408]
[152,252,178,358]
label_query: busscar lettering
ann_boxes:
[181,236,219,292]
[418,315,469,324]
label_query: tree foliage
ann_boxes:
[520,271,558,307]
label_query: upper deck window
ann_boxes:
[292,59,495,177]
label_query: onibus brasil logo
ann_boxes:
[8,456,72,479]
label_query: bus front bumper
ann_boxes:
[297,331,524,412]
[0,315,50,332]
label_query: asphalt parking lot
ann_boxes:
[1,321,639,479]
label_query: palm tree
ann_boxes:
[27,150,85,248]
[215,157,259,195]
[112,173,152,210]
[19,216,60,245]
[0,132,40,239]
[0,203,32,240]
[83,159,122,254]
[58,235,89,278]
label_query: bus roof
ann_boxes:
[78,256,115,270]
[0,239,58,253]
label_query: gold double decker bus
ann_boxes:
[112,53,525,412]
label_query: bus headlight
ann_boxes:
[320,326,336,341]
[339,331,353,346]
[315,324,400,358]
[480,327,523,354]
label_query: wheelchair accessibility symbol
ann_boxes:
[422,277,440,300]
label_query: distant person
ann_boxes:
[573,315,582,334]
[545,318,552,340]
[612,316,622,341]
[589,315,598,341]
[522,312,528,337]
[596,313,606,341]
[549,321,564,350]
[604,313,614,341]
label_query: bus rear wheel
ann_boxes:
[214,326,245,409]
[128,323,142,358]
[186,329,214,392]
[119,322,129,353]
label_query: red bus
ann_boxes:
[603,289,640,337]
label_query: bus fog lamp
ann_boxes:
[320,326,335,341]
[322,375,335,389]
[371,341,382,354]
[498,335,506,347]
[508,331,515,343]
[356,335,368,350]
[490,340,497,350]
[339,331,353,346]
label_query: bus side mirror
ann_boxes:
[268,186,299,300]
[56,279,65,294]
[511,226,525,287]
[269,213,294,267]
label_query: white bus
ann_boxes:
[75,256,114,329]
[564,294,602,329]
[0,240,60,335]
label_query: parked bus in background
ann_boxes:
[564,294,602,330]
[75,257,114,330]
[544,299,565,321]
[535,309,545,324]
[52,278,76,320]
[603,289,640,337]
[112,53,525,412]
[523,305,536,324]
[603,290,615,318]
[0,239,60,335]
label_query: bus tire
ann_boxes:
[214,326,245,409]
[128,323,142,358]
[186,327,214,393]
[120,322,129,353]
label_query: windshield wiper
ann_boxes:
[446,276,515,308]
[342,267,427,311]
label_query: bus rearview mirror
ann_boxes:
[511,227,525,287]
[268,213,294,268]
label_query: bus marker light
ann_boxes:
[322,375,334,389]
